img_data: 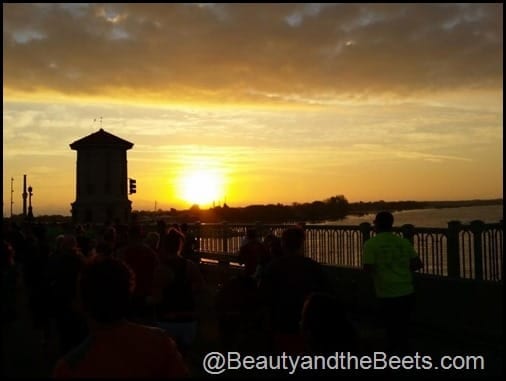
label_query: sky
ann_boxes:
[2,3,503,216]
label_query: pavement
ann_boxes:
[2,272,503,379]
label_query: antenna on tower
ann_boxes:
[92,117,104,130]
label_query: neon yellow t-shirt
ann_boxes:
[363,232,418,298]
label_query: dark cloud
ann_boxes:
[3,3,502,103]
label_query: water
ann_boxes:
[325,204,503,228]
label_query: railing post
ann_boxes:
[447,220,461,278]
[470,220,485,281]
[222,221,228,253]
[194,221,202,252]
[401,224,415,245]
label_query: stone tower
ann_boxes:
[70,128,133,224]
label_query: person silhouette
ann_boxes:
[239,228,269,278]
[258,226,331,353]
[363,211,423,354]
[52,257,188,378]
[149,228,205,355]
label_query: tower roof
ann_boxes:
[70,128,133,150]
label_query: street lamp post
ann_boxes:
[27,185,34,220]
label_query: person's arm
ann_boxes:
[410,256,423,272]
[362,241,375,273]
[405,239,423,272]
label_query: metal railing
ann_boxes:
[192,220,503,282]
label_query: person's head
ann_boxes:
[79,257,135,324]
[75,224,84,235]
[54,234,65,251]
[281,226,305,256]
[264,233,283,258]
[157,219,167,233]
[61,234,78,253]
[161,228,184,258]
[246,228,258,241]
[373,211,394,232]
[145,231,160,251]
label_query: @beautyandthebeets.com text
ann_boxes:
[202,351,485,375]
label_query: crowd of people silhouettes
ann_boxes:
[2,211,422,377]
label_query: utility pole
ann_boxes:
[10,177,14,218]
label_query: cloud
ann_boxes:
[3,4,502,105]
[393,151,472,163]
[4,96,500,163]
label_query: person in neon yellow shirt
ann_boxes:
[363,211,423,354]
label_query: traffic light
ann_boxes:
[129,178,137,194]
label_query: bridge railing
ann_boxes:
[191,220,503,282]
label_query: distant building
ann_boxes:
[70,128,134,224]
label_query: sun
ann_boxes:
[179,169,224,207]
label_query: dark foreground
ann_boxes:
[2,267,502,380]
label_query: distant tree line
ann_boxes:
[176,195,350,223]
[7,197,501,225]
[8,214,71,224]
[134,197,502,224]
